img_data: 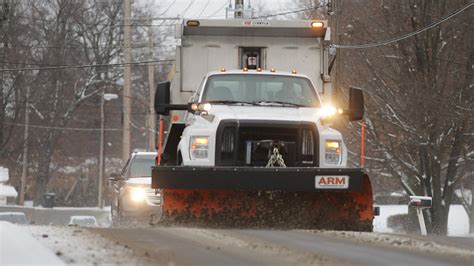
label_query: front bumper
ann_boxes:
[152,166,365,192]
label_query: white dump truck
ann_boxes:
[152,18,375,231]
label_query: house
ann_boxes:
[0,167,18,205]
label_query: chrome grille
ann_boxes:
[222,128,234,153]
[302,129,314,156]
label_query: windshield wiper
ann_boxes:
[207,100,259,106]
[255,101,307,107]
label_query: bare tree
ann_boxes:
[0,0,34,161]
[293,0,473,234]
[20,0,123,203]
[322,0,472,235]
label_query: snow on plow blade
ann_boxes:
[152,167,374,231]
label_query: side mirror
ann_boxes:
[109,173,124,181]
[155,81,171,116]
[348,87,364,121]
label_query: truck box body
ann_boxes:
[171,19,331,104]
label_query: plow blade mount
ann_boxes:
[152,167,374,231]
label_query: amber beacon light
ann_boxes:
[311,21,324,28]
[187,20,200,27]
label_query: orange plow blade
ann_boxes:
[159,174,374,231]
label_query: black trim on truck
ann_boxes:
[151,167,365,192]
[215,120,319,167]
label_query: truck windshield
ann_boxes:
[202,74,320,107]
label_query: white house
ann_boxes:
[0,167,17,205]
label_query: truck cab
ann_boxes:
[177,70,346,169]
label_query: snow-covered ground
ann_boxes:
[0,222,65,265]
[28,225,153,265]
[374,205,471,236]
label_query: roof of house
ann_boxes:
[0,184,17,197]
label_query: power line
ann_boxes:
[197,0,211,18]
[206,2,228,18]
[253,4,325,19]
[0,59,175,72]
[332,2,473,49]
[4,122,121,132]
[181,0,196,17]
[12,15,175,28]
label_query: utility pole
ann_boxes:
[19,87,30,206]
[147,20,156,151]
[122,0,132,162]
[99,93,118,208]
[99,92,105,208]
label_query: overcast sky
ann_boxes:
[139,0,296,19]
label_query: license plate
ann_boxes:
[315,175,349,189]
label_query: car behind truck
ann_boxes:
[151,18,375,231]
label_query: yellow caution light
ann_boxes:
[292,69,297,74]
[311,21,324,28]
[325,141,340,149]
[243,67,248,72]
[256,67,262,72]
[270,68,276,72]
[325,140,341,154]
[221,68,226,72]
[191,103,199,112]
[193,137,209,145]
[186,20,200,27]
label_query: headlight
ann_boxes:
[325,140,342,165]
[130,187,146,202]
[319,105,343,121]
[320,105,337,118]
[190,136,209,159]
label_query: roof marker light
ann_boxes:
[270,68,276,72]
[186,20,200,27]
[311,21,324,28]
[221,68,226,72]
[256,67,262,72]
[243,67,248,72]
[292,69,297,74]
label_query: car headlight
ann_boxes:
[130,187,146,202]
[190,136,209,159]
[325,140,342,165]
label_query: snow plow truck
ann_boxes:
[151,17,375,231]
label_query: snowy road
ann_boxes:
[82,226,472,266]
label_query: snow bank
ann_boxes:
[448,205,470,236]
[373,205,408,233]
[0,221,64,265]
[374,205,470,236]
[29,225,153,265]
